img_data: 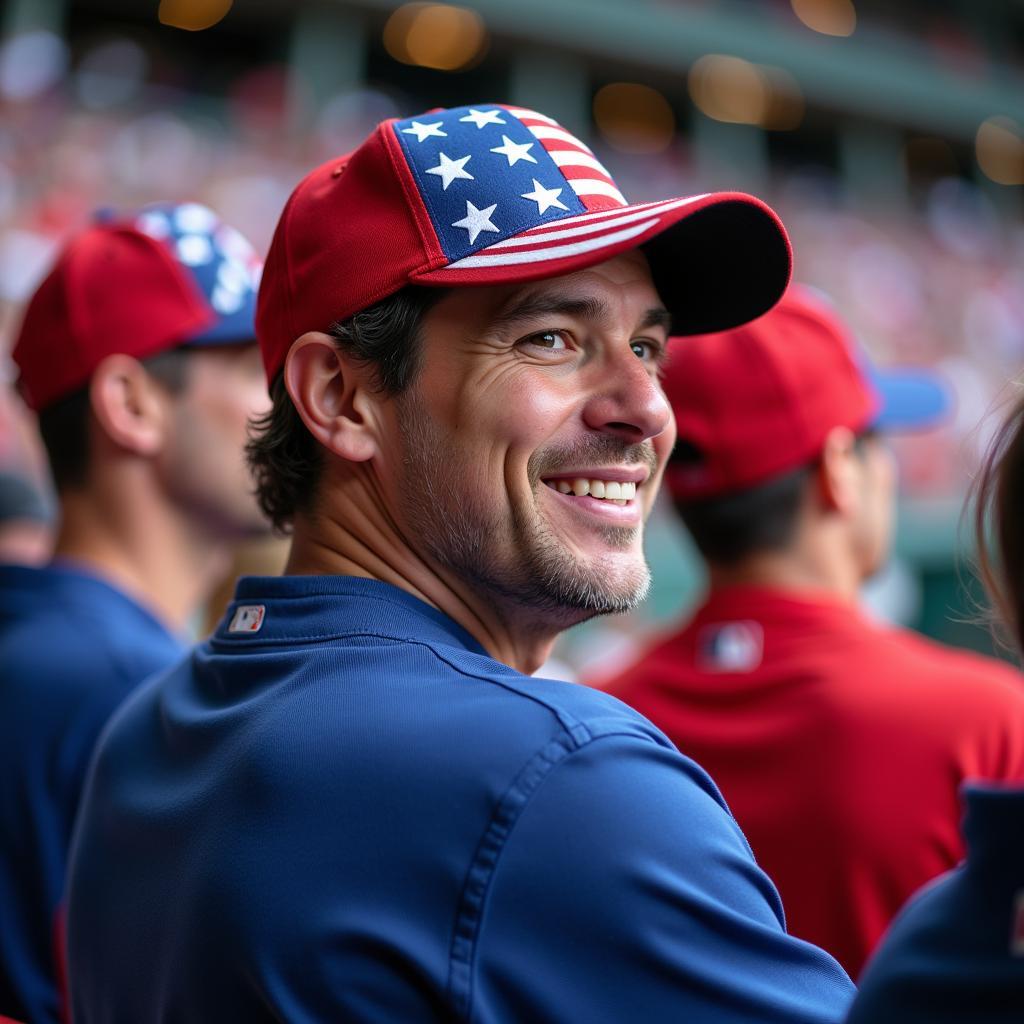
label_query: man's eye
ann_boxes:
[525,330,568,351]
[631,339,659,360]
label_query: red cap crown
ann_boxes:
[664,285,880,500]
[13,225,215,411]
[256,125,440,387]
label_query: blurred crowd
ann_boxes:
[2,27,1023,506]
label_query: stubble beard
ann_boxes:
[396,396,654,627]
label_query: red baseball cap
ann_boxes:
[663,285,949,500]
[13,204,262,412]
[257,102,793,384]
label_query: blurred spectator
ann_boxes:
[0,469,54,565]
[602,286,1024,979]
[0,202,268,1024]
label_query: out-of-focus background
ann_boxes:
[1,0,1022,673]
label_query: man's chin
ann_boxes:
[535,552,651,617]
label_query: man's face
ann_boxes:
[852,434,897,580]
[383,250,675,627]
[161,343,271,540]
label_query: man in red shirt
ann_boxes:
[604,284,1024,980]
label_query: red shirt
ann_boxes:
[603,585,1024,979]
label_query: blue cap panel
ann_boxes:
[392,104,586,263]
[133,203,261,346]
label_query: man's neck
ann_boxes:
[286,504,559,676]
[54,478,230,633]
[707,544,862,603]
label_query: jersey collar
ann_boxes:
[214,575,489,655]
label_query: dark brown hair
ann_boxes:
[246,285,447,532]
[671,431,877,565]
[973,392,1024,655]
[672,443,815,565]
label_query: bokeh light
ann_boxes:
[593,83,675,155]
[975,116,1024,186]
[0,31,68,102]
[688,55,803,130]
[689,55,767,126]
[383,3,488,72]
[790,0,857,37]
[158,0,234,32]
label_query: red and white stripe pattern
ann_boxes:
[445,194,710,271]
[505,106,628,211]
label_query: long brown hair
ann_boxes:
[973,389,1024,657]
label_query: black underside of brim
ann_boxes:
[642,201,791,335]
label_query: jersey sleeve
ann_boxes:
[472,734,855,1024]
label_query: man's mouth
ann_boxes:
[542,477,638,506]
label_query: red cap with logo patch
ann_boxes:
[663,285,880,500]
[256,102,793,385]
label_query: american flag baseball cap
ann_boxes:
[257,102,793,384]
[13,203,262,411]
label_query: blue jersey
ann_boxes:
[848,784,1024,1023]
[67,575,854,1023]
[0,562,183,1024]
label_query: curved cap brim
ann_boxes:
[412,192,792,335]
[870,367,953,432]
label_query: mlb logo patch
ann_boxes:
[1012,889,1024,956]
[696,621,764,673]
[228,604,266,633]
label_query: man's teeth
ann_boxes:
[550,478,637,504]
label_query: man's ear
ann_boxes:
[89,353,171,457]
[284,332,382,463]
[817,425,860,516]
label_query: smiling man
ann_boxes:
[65,104,854,1023]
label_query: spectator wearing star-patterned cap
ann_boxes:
[0,202,269,1024]
[66,105,854,1023]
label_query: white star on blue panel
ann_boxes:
[177,234,214,266]
[426,152,475,190]
[452,201,500,244]
[490,135,538,167]
[460,108,506,129]
[401,120,447,142]
[391,104,589,263]
[521,179,568,214]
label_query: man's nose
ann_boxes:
[581,349,672,444]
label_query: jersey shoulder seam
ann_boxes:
[446,728,658,1020]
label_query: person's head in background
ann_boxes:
[0,469,55,566]
[12,202,270,630]
[663,284,951,600]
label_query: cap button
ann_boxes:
[331,165,344,179]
